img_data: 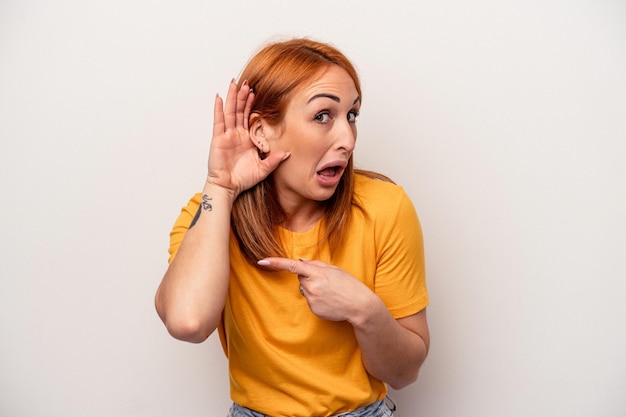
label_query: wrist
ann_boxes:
[203,179,238,203]
[347,292,384,330]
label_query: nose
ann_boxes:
[336,120,356,154]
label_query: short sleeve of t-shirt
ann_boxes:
[167,193,202,264]
[368,184,428,318]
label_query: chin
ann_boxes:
[311,186,339,202]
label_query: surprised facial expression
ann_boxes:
[269,65,360,208]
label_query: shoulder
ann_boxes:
[352,173,421,239]
[353,173,412,215]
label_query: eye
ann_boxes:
[347,110,360,123]
[314,111,331,123]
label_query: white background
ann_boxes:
[1,1,625,416]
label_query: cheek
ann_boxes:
[287,129,326,155]
[279,122,330,161]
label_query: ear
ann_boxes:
[248,113,277,154]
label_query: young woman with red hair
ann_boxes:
[155,38,429,417]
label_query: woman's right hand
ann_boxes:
[206,80,289,197]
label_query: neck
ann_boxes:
[279,199,324,233]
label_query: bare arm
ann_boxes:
[155,80,289,343]
[350,297,429,389]
[155,184,235,343]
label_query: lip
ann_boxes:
[318,160,348,172]
[316,160,348,187]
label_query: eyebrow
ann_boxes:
[307,94,361,105]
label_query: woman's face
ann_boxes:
[269,65,360,211]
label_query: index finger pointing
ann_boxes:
[257,257,312,276]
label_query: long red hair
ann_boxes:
[231,38,369,265]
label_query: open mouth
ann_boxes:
[316,161,347,187]
[317,166,342,178]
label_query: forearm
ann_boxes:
[351,296,429,389]
[155,183,235,343]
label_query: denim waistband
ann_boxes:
[227,396,396,417]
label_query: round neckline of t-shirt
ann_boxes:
[278,220,322,248]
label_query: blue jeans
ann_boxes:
[227,396,396,417]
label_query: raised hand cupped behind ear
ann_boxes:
[206,80,290,197]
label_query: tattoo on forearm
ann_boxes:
[189,194,213,229]
[201,195,213,211]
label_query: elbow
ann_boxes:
[164,317,213,343]
[388,328,429,390]
[154,291,215,343]
[387,369,419,390]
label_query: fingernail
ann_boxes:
[281,152,291,161]
[257,259,270,266]
[242,79,248,87]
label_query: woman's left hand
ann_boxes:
[259,257,430,389]
[258,258,376,323]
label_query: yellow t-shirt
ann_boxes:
[168,174,428,417]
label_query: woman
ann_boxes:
[155,38,429,417]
